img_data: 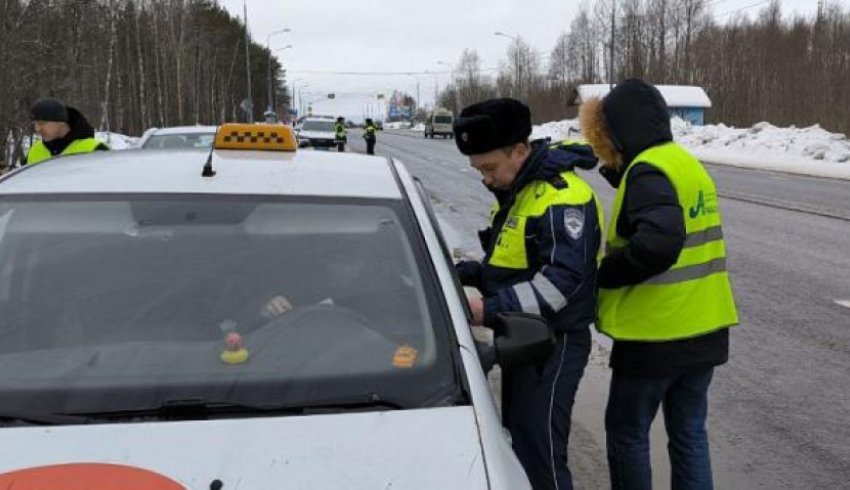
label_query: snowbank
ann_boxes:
[96,132,138,150]
[530,120,581,141]
[671,118,850,164]
[532,118,850,180]
[384,121,413,130]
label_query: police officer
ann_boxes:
[363,118,377,155]
[334,116,347,152]
[453,98,602,490]
[25,98,108,165]
[578,79,738,490]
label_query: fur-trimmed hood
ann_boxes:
[579,79,673,186]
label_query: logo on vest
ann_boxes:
[563,208,585,239]
[689,190,718,219]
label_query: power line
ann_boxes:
[296,70,452,76]
[715,0,773,18]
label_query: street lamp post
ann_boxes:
[297,85,310,118]
[495,31,520,97]
[292,78,306,121]
[268,45,292,118]
[266,27,291,116]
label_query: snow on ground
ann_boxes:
[96,131,138,150]
[532,117,850,180]
[530,120,582,141]
[400,123,427,133]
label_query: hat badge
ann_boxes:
[461,132,469,142]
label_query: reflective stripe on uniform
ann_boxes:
[532,271,568,312]
[644,257,727,285]
[513,282,540,315]
[683,225,724,248]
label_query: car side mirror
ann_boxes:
[475,313,555,373]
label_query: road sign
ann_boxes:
[239,98,253,114]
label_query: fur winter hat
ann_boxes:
[453,98,532,155]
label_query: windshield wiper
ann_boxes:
[69,394,407,421]
[0,410,89,426]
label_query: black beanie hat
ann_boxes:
[31,98,69,122]
[452,98,532,155]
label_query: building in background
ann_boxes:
[571,84,712,125]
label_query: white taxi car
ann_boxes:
[0,124,552,489]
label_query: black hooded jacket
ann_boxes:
[26,107,107,164]
[598,79,728,377]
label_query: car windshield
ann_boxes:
[143,133,215,150]
[301,120,335,132]
[0,195,459,420]
[434,116,453,124]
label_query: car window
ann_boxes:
[143,133,215,149]
[0,195,460,419]
[434,116,453,124]
[301,120,335,132]
[413,179,473,323]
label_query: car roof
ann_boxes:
[0,149,402,199]
[149,126,218,135]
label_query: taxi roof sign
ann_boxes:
[214,123,297,152]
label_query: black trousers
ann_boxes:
[502,326,591,490]
[365,137,376,155]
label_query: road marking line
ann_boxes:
[834,300,850,309]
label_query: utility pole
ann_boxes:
[243,0,253,123]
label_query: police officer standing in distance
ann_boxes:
[453,98,602,490]
[363,118,377,155]
[334,116,347,152]
[579,78,738,490]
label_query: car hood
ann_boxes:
[0,406,489,489]
[299,130,336,139]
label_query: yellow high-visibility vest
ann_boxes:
[598,141,738,341]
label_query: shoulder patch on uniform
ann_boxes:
[563,208,585,240]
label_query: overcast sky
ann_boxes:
[220,0,833,121]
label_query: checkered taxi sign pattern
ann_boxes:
[222,131,286,145]
[214,124,297,151]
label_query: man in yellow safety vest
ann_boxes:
[25,98,108,165]
[579,78,738,490]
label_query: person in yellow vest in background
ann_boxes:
[363,118,377,155]
[334,116,347,152]
[25,98,108,165]
[579,78,738,490]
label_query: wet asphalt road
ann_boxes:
[348,130,850,489]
